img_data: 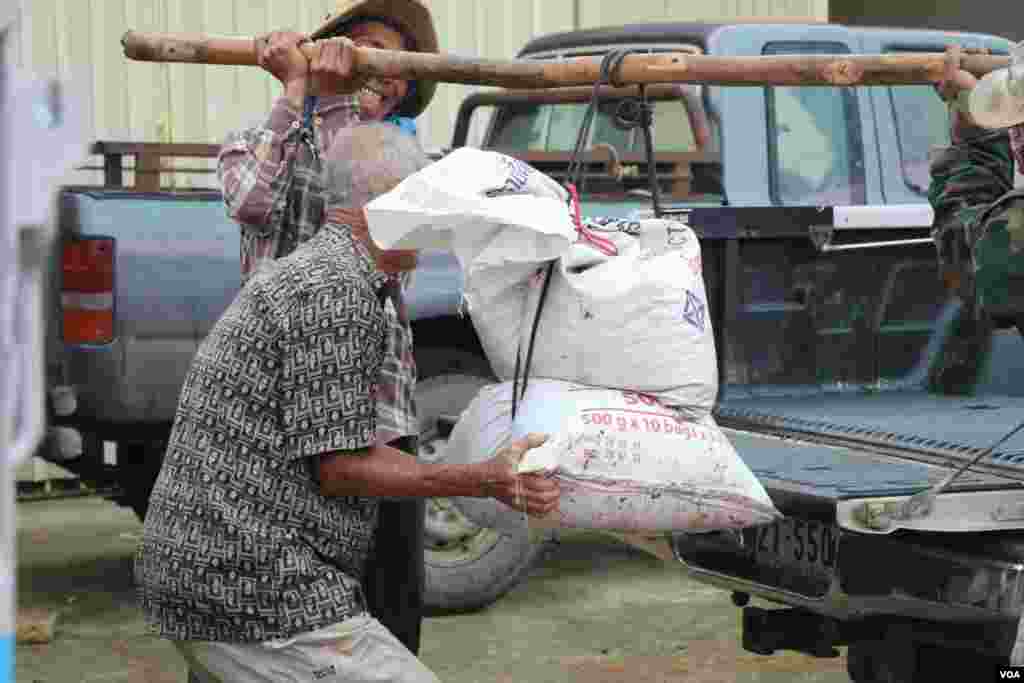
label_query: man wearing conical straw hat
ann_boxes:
[181,0,438,676]
[220,0,438,275]
[931,44,1024,666]
[927,44,1024,394]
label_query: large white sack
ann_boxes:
[365,150,718,416]
[468,218,718,418]
[445,379,780,534]
[365,147,575,287]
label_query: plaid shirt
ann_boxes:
[218,95,417,444]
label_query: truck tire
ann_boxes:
[846,639,917,683]
[415,347,553,612]
[847,638,997,683]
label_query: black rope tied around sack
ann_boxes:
[510,51,627,422]
[566,50,632,195]
[511,49,664,421]
[635,86,665,218]
[511,263,555,421]
[602,85,665,217]
[565,50,664,216]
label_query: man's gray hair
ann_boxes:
[322,122,430,210]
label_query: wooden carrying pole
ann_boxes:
[121,30,1011,88]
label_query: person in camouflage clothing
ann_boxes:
[930,45,1024,323]
[927,45,1024,392]
[929,47,1024,666]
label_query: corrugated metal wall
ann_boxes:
[6,0,827,186]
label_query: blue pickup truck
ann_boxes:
[47,20,1024,679]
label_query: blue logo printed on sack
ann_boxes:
[485,157,533,197]
[682,290,706,331]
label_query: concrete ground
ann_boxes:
[15,496,852,683]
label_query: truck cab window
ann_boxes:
[489,104,550,150]
[888,85,951,194]
[547,103,591,151]
[486,88,721,203]
[764,42,865,206]
[491,99,708,155]
[651,99,698,152]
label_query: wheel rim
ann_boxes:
[420,433,504,567]
[417,372,505,568]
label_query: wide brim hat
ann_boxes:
[311,0,439,118]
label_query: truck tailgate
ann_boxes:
[717,391,1024,509]
[58,191,240,426]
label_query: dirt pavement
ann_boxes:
[15,496,851,683]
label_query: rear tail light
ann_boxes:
[61,238,115,344]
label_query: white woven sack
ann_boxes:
[366,151,718,416]
[445,379,780,534]
[470,218,718,418]
[365,147,574,283]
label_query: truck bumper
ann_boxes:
[671,526,1024,655]
[62,336,196,425]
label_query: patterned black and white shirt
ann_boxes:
[135,224,389,643]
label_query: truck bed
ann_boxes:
[713,325,1024,510]
[718,390,1024,513]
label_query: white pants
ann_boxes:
[177,615,440,683]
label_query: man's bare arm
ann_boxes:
[936,45,993,142]
[317,434,560,516]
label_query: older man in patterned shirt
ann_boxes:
[135,122,560,682]
[215,7,434,655]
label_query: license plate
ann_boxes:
[742,517,839,579]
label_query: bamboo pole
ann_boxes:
[121,30,1011,88]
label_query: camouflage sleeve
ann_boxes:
[928,112,1017,270]
[973,192,1024,315]
[216,98,306,236]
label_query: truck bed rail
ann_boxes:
[79,141,221,192]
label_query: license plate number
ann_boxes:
[743,517,838,577]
